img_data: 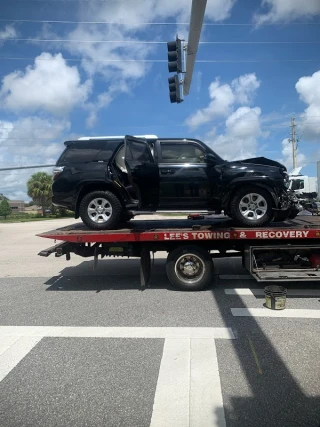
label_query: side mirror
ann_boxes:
[204,153,216,163]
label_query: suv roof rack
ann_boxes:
[77,135,158,141]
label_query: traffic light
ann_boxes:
[167,37,183,73]
[168,75,182,104]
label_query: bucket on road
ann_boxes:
[264,285,287,310]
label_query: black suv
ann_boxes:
[52,135,299,229]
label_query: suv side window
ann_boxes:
[126,140,153,162]
[160,142,205,164]
[63,141,104,163]
[94,140,122,161]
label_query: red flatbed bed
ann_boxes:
[38,216,320,289]
[38,216,320,243]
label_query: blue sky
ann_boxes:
[0,0,320,200]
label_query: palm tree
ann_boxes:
[27,172,52,217]
[0,193,9,201]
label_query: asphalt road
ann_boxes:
[0,218,320,427]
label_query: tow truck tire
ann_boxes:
[79,190,122,230]
[229,186,274,227]
[166,245,213,291]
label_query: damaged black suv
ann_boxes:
[52,135,299,229]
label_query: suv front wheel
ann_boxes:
[79,190,122,230]
[229,186,274,227]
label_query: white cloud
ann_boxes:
[280,138,306,172]
[85,91,114,128]
[79,0,236,28]
[254,0,320,25]
[295,69,320,140]
[186,79,235,128]
[231,74,261,105]
[37,0,236,125]
[0,117,70,200]
[0,25,17,40]
[205,106,262,160]
[0,53,92,116]
[186,73,260,129]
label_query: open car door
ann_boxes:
[124,135,159,208]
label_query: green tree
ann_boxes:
[0,199,11,219]
[27,172,52,217]
[0,193,9,201]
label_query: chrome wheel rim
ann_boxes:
[239,193,267,221]
[87,198,112,223]
[174,254,205,284]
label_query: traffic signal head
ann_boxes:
[167,38,183,73]
[168,75,182,103]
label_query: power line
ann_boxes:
[1,18,320,25]
[2,38,320,44]
[0,56,318,63]
[0,164,55,171]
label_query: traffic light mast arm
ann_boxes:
[183,0,207,96]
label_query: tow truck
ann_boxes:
[38,215,320,291]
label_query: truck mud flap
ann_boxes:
[140,248,151,287]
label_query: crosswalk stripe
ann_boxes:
[0,336,42,382]
[0,326,235,340]
[231,308,320,318]
[150,338,190,427]
[225,288,320,297]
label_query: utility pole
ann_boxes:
[289,117,298,169]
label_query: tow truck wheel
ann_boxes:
[166,245,213,291]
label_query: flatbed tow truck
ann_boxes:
[38,215,320,291]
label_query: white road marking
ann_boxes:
[0,336,20,356]
[190,339,226,427]
[0,326,235,340]
[0,327,231,426]
[0,336,42,382]
[225,288,254,295]
[150,338,190,427]
[225,288,320,297]
[231,308,320,318]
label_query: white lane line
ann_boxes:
[190,339,226,427]
[0,336,21,356]
[225,289,254,295]
[231,308,320,318]
[0,326,235,340]
[0,336,42,382]
[219,275,253,280]
[150,338,190,427]
[225,288,320,297]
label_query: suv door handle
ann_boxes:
[161,169,174,175]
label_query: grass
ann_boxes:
[0,212,74,223]
[0,217,62,223]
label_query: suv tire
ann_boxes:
[229,186,274,227]
[79,190,122,230]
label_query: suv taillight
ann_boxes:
[53,166,64,180]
